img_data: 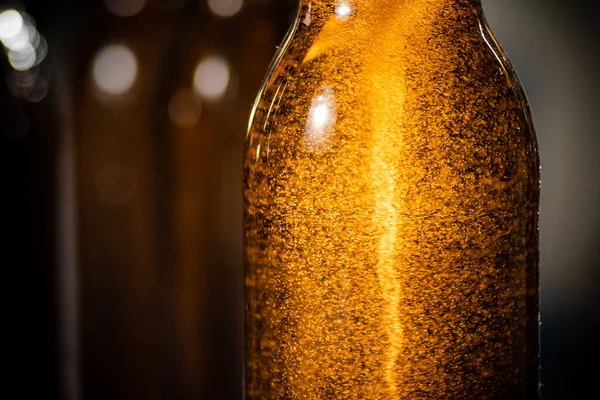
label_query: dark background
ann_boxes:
[2,0,598,399]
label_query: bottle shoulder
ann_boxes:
[246,13,538,163]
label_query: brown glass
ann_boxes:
[244,0,540,398]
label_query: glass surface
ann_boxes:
[244,0,540,398]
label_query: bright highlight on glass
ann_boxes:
[104,0,147,17]
[92,44,138,96]
[335,2,352,18]
[193,56,230,101]
[304,87,336,152]
[207,0,244,18]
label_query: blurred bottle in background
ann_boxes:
[3,0,295,399]
[59,1,296,399]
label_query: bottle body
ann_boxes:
[244,1,540,398]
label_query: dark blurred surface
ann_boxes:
[2,0,598,399]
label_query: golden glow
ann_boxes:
[207,0,243,18]
[245,0,539,398]
[193,56,230,101]
[104,0,147,17]
[92,44,138,96]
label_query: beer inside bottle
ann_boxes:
[244,0,540,398]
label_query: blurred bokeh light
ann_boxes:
[208,0,244,18]
[193,55,230,101]
[104,0,146,17]
[0,9,46,71]
[0,9,23,39]
[91,44,138,96]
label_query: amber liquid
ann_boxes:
[244,1,540,398]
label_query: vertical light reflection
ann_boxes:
[255,143,261,161]
[371,149,402,395]
[304,87,336,152]
[368,55,406,395]
[56,72,81,400]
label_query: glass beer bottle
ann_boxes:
[244,0,540,398]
